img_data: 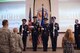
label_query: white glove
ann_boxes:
[22,28,24,31]
[29,26,34,28]
[53,27,55,30]
[27,31,29,33]
[29,33,31,35]
[41,28,44,30]
[53,32,55,36]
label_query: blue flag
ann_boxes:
[41,7,44,27]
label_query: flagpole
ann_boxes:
[49,0,51,23]
[33,0,35,16]
[41,4,44,27]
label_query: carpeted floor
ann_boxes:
[22,48,80,53]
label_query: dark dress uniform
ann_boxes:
[74,24,80,49]
[31,22,40,51]
[19,25,28,51]
[49,22,59,51]
[41,23,50,51]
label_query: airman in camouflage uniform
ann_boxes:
[0,20,15,53]
[12,28,23,53]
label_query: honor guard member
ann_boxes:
[74,19,80,49]
[49,16,59,51]
[41,18,50,51]
[19,19,29,51]
[31,16,40,51]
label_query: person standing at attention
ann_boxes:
[19,19,29,51]
[49,16,59,51]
